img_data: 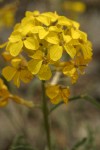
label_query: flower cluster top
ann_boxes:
[1,11,93,104]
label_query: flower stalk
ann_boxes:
[42,81,51,150]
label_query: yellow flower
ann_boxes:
[0,78,9,106]
[2,58,33,87]
[63,54,91,83]
[0,78,33,107]
[28,50,52,80]
[46,85,70,104]
[6,31,39,56]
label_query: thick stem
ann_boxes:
[42,81,51,150]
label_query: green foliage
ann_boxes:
[71,137,87,150]
[69,128,97,150]
[9,135,34,150]
[84,128,96,150]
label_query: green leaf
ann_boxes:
[71,137,87,150]
[9,135,34,150]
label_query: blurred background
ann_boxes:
[0,0,100,150]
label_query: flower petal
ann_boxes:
[8,40,23,56]
[36,15,50,26]
[20,69,33,83]
[46,85,60,99]
[64,44,76,58]
[0,98,8,107]
[0,42,7,48]
[28,59,42,74]
[9,33,22,42]
[38,64,52,80]
[13,72,20,87]
[61,88,70,103]
[46,32,59,44]
[24,37,39,50]
[2,66,16,81]
[49,45,63,61]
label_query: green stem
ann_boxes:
[42,81,51,150]
[82,95,100,109]
[49,95,100,114]
[49,95,82,114]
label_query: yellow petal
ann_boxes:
[58,16,72,26]
[71,71,79,84]
[24,37,39,50]
[38,27,49,39]
[49,45,63,61]
[9,32,22,42]
[71,20,80,29]
[25,10,39,17]
[46,32,59,44]
[21,16,35,26]
[28,59,42,74]
[2,66,16,81]
[25,11,34,17]
[36,15,50,26]
[0,98,8,107]
[14,23,20,30]
[2,51,13,61]
[31,50,44,59]
[20,23,34,35]
[0,42,7,48]
[71,28,80,39]
[0,78,8,91]
[46,85,60,99]
[81,42,92,59]
[38,64,52,80]
[11,58,22,68]
[31,26,41,33]
[64,44,76,58]
[63,66,76,77]
[49,26,61,32]
[20,69,33,83]
[63,34,72,43]
[0,88,9,98]
[0,79,4,89]
[50,95,61,104]
[79,31,87,42]
[9,40,23,56]
[42,12,58,22]
[61,88,70,103]
[13,72,20,87]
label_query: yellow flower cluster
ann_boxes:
[1,11,92,104]
[0,78,33,107]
